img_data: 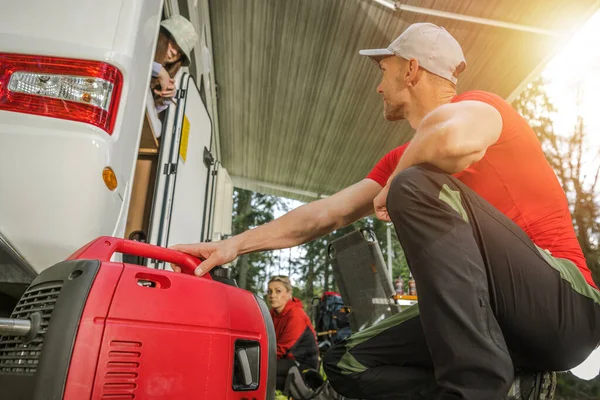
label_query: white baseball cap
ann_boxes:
[359,23,466,84]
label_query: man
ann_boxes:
[173,23,600,399]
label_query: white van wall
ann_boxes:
[175,0,228,243]
[211,165,234,241]
[0,0,163,272]
[184,0,222,161]
[0,0,227,277]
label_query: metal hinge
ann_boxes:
[175,89,187,99]
[203,147,214,168]
[163,163,177,175]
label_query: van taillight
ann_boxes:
[0,53,123,134]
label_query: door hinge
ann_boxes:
[163,163,177,175]
[203,147,214,168]
[175,89,187,99]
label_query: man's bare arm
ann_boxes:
[172,179,382,275]
[231,179,381,254]
[393,100,503,175]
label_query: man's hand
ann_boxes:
[170,240,239,276]
[156,66,176,98]
[374,184,391,222]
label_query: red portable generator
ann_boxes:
[0,237,276,399]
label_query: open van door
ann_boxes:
[148,73,215,267]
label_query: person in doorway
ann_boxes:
[151,14,198,113]
[172,23,600,399]
[267,276,319,391]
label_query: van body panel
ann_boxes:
[0,0,164,271]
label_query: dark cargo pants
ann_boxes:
[323,165,600,399]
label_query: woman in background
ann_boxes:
[268,275,319,391]
[151,15,198,112]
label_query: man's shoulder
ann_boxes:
[452,90,521,129]
[452,90,510,108]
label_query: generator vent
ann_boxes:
[0,281,63,375]
[102,340,142,399]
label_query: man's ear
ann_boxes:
[405,58,421,86]
[453,61,466,79]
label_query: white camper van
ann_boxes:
[0,0,233,315]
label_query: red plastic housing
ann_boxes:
[0,53,123,134]
[63,237,272,399]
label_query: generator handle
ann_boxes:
[68,236,208,278]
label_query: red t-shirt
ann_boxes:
[367,90,597,289]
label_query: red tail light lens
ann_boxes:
[0,53,123,134]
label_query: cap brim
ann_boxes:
[359,48,394,62]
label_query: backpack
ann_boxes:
[312,292,352,351]
[283,366,346,400]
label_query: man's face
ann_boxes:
[376,57,409,121]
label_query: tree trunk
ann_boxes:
[306,261,315,316]
[237,254,250,289]
[233,191,253,289]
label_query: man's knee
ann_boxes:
[387,165,437,212]
[389,163,447,196]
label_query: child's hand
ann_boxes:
[156,66,176,98]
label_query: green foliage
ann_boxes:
[555,372,600,400]
[275,390,288,400]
